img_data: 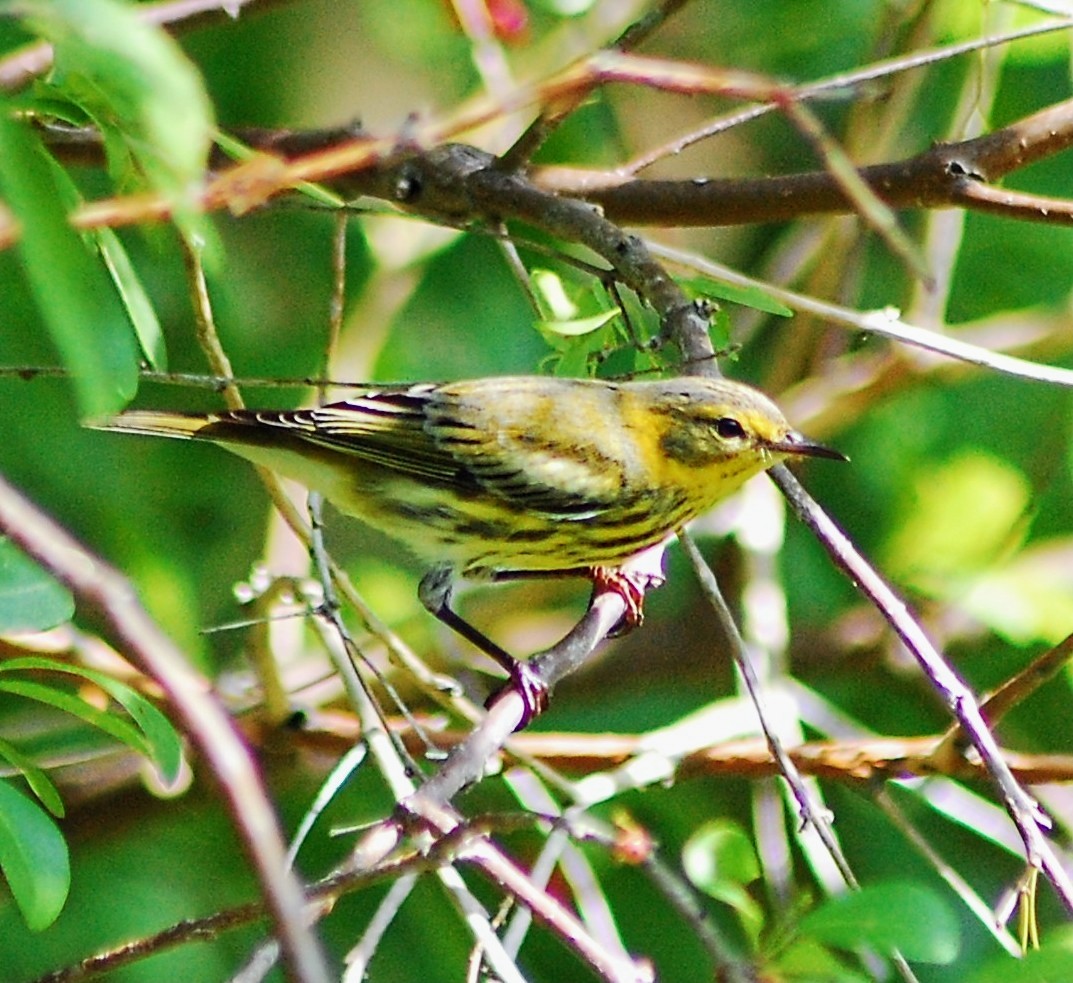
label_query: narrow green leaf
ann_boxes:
[96,226,167,370]
[536,309,620,337]
[0,110,139,418]
[799,881,960,964]
[63,666,182,784]
[0,679,150,760]
[678,275,794,317]
[0,657,183,783]
[214,131,346,208]
[0,779,70,931]
[0,536,74,633]
[0,737,65,818]
[532,268,579,321]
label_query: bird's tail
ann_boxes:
[88,410,218,440]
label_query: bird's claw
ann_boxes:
[485,661,549,731]
[590,565,648,636]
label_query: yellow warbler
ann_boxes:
[98,375,842,718]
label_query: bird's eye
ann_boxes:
[714,416,746,440]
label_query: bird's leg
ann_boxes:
[488,566,642,636]
[418,566,548,727]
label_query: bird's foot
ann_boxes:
[485,659,549,730]
[590,566,648,635]
[589,540,670,637]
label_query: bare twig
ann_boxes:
[0,474,329,983]
[679,532,859,888]
[647,241,1073,388]
[931,632,1073,767]
[287,711,1073,786]
[498,0,694,167]
[770,464,1073,914]
[618,16,1073,175]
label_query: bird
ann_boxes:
[95,375,843,722]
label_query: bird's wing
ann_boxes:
[229,385,470,485]
[421,379,634,519]
[105,380,643,520]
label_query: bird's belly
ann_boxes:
[352,479,693,577]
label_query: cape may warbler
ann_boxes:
[99,375,842,719]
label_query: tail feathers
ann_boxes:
[89,410,219,440]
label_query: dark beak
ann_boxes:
[769,430,848,462]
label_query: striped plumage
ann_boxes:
[98,375,841,721]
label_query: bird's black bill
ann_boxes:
[770,431,849,462]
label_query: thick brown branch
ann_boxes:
[23,90,1073,246]
[537,95,1073,226]
[276,712,1073,787]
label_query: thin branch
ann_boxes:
[31,845,439,983]
[647,241,1073,388]
[953,179,1073,222]
[679,532,860,890]
[619,16,1073,175]
[369,143,717,370]
[0,474,329,983]
[931,631,1073,767]
[498,0,694,168]
[540,80,1073,226]
[770,464,1073,915]
[13,41,1073,242]
[412,588,630,807]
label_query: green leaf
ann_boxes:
[0,779,70,931]
[682,820,764,945]
[961,546,1073,646]
[22,0,213,212]
[0,658,183,784]
[552,340,594,378]
[882,451,1031,586]
[969,933,1073,983]
[678,275,794,317]
[771,936,870,983]
[709,304,732,351]
[0,536,74,633]
[682,819,760,889]
[96,226,167,370]
[0,737,64,818]
[798,881,960,964]
[536,309,620,337]
[0,679,150,761]
[0,109,139,418]
[532,268,579,321]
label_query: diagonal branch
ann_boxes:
[0,473,330,983]
[770,464,1073,915]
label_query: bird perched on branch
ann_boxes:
[96,375,843,724]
